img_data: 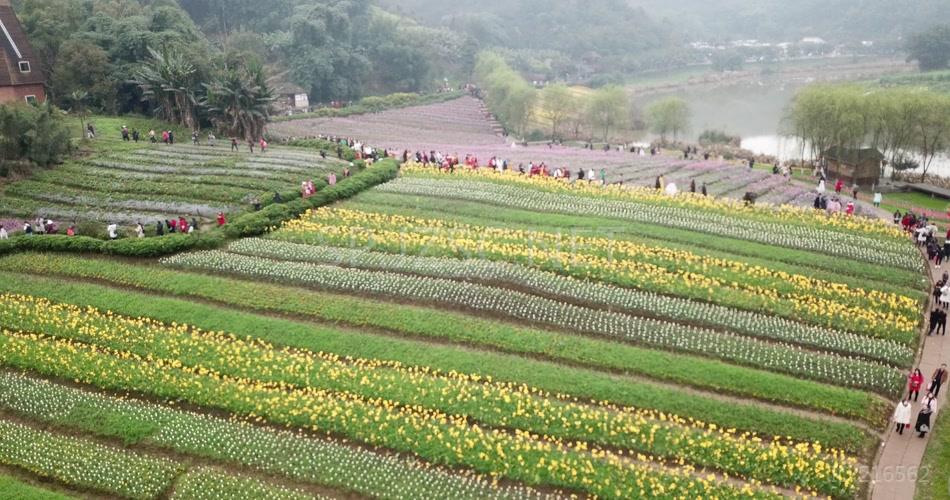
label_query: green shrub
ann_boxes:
[225,160,398,238]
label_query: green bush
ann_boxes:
[0,103,72,170]
[225,160,398,238]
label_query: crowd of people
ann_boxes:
[898,364,949,437]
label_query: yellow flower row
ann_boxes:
[279,208,917,337]
[0,313,784,498]
[401,164,907,242]
[0,293,856,497]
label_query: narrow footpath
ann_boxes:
[871,255,949,500]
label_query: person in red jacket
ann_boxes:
[909,368,924,401]
[216,212,226,226]
[834,178,844,193]
[178,216,189,234]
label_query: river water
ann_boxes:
[638,80,950,177]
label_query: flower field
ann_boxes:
[0,105,930,499]
[269,96,876,213]
[0,144,345,228]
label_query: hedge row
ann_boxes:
[224,159,398,238]
[0,160,398,257]
[271,91,465,123]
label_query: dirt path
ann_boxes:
[870,255,948,499]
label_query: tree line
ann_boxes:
[786,84,950,179]
[475,53,691,144]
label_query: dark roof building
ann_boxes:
[0,0,45,104]
[823,147,884,187]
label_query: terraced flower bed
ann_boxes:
[0,144,345,228]
[0,103,928,499]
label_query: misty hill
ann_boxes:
[630,0,950,44]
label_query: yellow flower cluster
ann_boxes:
[281,208,917,337]
[0,296,793,499]
[401,164,907,242]
[0,293,855,497]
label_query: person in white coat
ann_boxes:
[586,168,595,183]
[0,227,6,240]
[893,399,912,435]
[940,282,950,309]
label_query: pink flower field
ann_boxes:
[270,96,878,213]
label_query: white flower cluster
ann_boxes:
[377,177,921,270]
[234,238,913,366]
[0,372,558,500]
[163,250,904,393]
[0,418,181,498]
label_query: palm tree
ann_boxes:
[131,47,199,129]
[202,63,274,141]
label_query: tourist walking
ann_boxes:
[231,138,239,152]
[107,223,118,240]
[910,368,925,400]
[834,179,843,194]
[916,392,936,437]
[701,182,708,196]
[931,364,949,397]
[217,212,226,227]
[874,192,882,207]
[817,179,826,194]
[135,222,144,238]
[156,221,164,236]
[893,399,912,435]
[0,227,6,240]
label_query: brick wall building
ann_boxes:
[0,0,45,105]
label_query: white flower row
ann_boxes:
[162,250,904,393]
[235,238,913,366]
[0,417,181,498]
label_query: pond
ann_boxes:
[638,80,950,176]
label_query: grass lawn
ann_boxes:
[916,410,950,500]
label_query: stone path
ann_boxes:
[871,256,949,500]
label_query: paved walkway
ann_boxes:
[871,257,949,500]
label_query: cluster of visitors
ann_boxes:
[320,136,380,162]
[813,194,856,216]
[897,365,949,437]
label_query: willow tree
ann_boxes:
[540,84,576,139]
[474,51,537,138]
[646,97,689,143]
[585,86,629,142]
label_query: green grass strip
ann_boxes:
[0,474,75,500]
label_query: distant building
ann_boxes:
[271,81,309,115]
[0,0,45,104]
[823,147,884,186]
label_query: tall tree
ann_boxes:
[646,97,690,143]
[132,47,200,130]
[203,63,274,141]
[584,85,629,142]
[906,24,950,71]
[540,84,576,139]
